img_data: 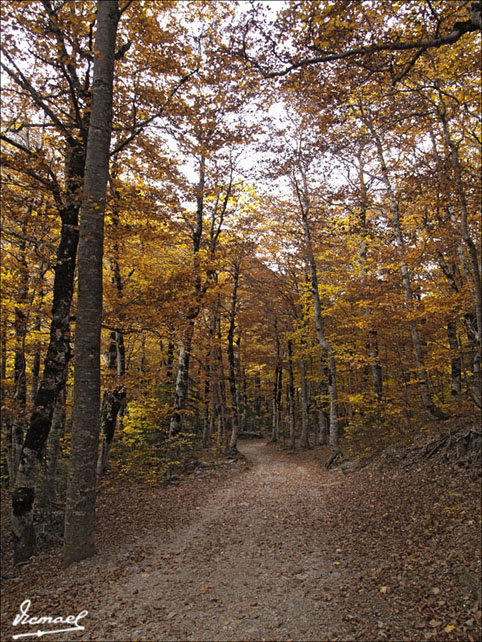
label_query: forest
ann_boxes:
[1,1,481,640]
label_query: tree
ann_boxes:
[235,1,481,80]
[63,0,120,567]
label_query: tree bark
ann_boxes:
[97,212,127,478]
[29,310,42,405]
[227,263,241,455]
[317,368,329,446]
[355,154,383,401]
[447,319,462,398]
[97,384,126,477]
[169,321,194,436]
[45,386,66,509]
[1,313,6,381]
[202,339,212,448]
[287,340,296,449]
[9,232,28,485]
[64,0,119,566]
[299,355,310,449]
[271,327,281,443]
[11,140,85,564]
[215,311,227,447]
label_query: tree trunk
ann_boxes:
[447,319,462,398]
[37,385,67,526]
[9,239,28,486]
[29,320,42,405]
[169,321,194,436]
[271,368,278,442]
[11,140,85,564]
[317,370,329,446]
[64,0,119,567]
[202,342,211,448]
[227,263,240,455]
[287,340,296,449]
[45,387,66,509]
[1,313,6,381]
[296,179,339,452]
[97,219,126,478]
[97,385,126,477]
[216,313,227,447]
[355,154,383,401]
[368,330,383,401]
[271,328,281,443]
[299,355,310,449]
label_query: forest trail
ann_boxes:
[2,438,480,641]
[80,439,348,641]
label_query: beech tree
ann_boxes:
[63,0,120,566]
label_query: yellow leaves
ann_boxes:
[122,397,170,446]
[443,505,464,515]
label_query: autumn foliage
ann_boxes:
[0,0,480,560]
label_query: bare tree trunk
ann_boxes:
[64,0,119,566]
[202,341,211,448]
[1,313,6,381]
[97,384,126,477]
[437,251,479,403]
[355,154,383,401]
[29,347,41,406]
[271,369,278,442]
[29,300,43,405]
[317,369,329,446]
[276,365,283,440]
[242,369,248,431]
[216,312,227,447]
[97,221,127,478]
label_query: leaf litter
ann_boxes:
[1,438,480,641]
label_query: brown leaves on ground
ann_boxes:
[311,439,481,641]
[1,438,480,641]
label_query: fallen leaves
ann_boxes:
[1,440,480,642]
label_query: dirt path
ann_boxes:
[3,439,479,641]
[79,440,347,641]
